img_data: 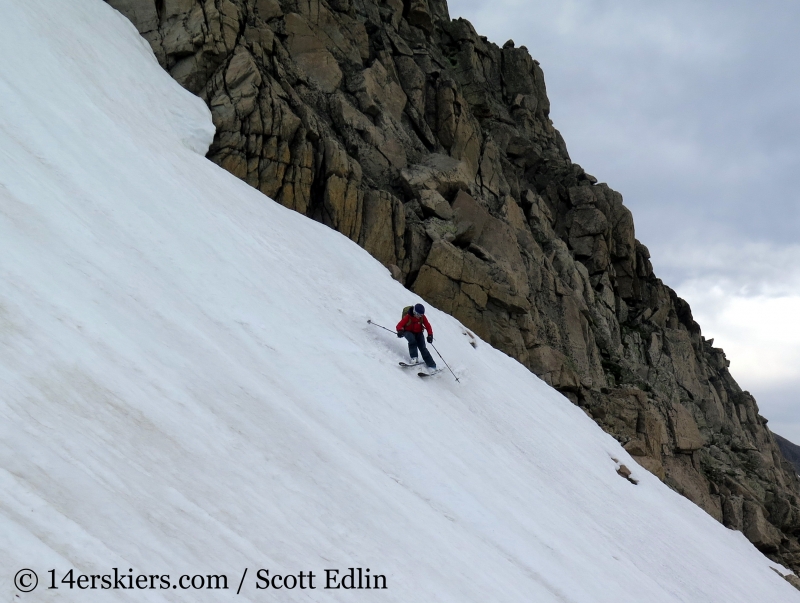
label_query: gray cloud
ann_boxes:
[658,242,800,295]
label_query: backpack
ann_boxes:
[401,305,413,319]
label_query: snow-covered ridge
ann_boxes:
[0,0,797,600]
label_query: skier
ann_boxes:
[396,303,437,372]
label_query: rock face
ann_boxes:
[108,0,800,571]
[776,434,800,476]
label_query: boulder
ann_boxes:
[418,190,453,220]
[350,60,407,120]
[623,439,647,456]
[424,240,465,281]
[743,501,783,553]
[663,455,723,522]
[255,0,282,21]
[395,55,426,114]
[406,0,434,32]
[284,13,342,93]
[569,206,608,237]
[383,0,404,30]
[723,495,744,531]
[452,190,490,244]
[632,455,665,481]
[616,464,638,484]
[361,190,403,266]
[225,47,261,116]
[321,139,362,240]
[671,402,705,453]
[528,346,581,391]
[436,80,481,176]
[400,154,474,197]
[413,265,460,313]
[783,573,800,591]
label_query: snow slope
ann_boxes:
[0,1,797,601]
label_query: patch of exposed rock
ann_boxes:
[776,434,800,477]
[108,0,800,572]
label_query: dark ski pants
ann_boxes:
[404,331,436,368]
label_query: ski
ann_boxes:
[418,369,444,378]
[399,361,423,368]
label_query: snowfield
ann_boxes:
[1,1,798,601]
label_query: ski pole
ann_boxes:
[367,319,397,335]
[430,341,460,383]
[369,320,459,382]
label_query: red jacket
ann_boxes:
[397,313,433,336]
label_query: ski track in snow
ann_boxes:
[0,0,798,601]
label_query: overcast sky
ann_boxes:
[447,0,800,442]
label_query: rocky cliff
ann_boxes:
[777,434,800,477]
[107,0,800,572]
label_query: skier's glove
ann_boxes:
[427,335,433,344]
[397,330,404,338]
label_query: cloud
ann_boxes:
[658,241,800,295]
[451,0,741,60]
[680,285,800,385]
